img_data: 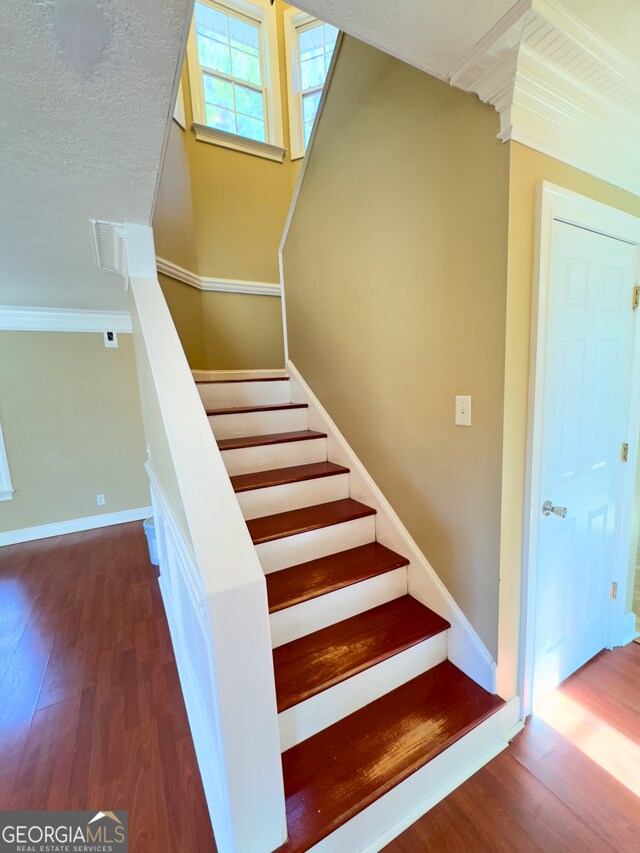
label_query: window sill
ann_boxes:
[192,123,286,163]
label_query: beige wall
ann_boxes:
[158,272,207,368]
[201,291,284,369]
[0,332,149,533]
[154,118,200,273]
[283,36,510,656]
[498,142,640,692]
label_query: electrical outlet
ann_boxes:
[455,395,472,426]
[103,331,118,348]
[96,494,105,506]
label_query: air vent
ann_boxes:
[90,220,126,277]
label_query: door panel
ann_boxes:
[533,220,637,704]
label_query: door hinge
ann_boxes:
[621,442,629,462]
[633,286,640,310]
[611,581,618,600]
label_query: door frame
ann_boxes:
[520,181,640,716]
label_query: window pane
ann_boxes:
[300,55,325,90]
[323,24,339,45]
[206,104,236,134]
[231,47,261,86]
[197,34,230,74]
[304,121,314,148]
[195,3,228,42]
[324,25,338,69]
[299,26,324,60]
[236,114,265,142]
[234,83,263,119]
[302,89,321,128]
[203,75,234,110]
[228,16,259,55]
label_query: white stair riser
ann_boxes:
[209,407,308,440]
[257,516,376,574]
[238,474,349,521]
[278,631,447,751]
[270,567,408,648]
[197,380,291,409]
[221,438,327,476]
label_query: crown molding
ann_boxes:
[451,0,640,197]
[0,306,132,333]
[156,257,282,297]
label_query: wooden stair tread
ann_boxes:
[231,462,349,494]
[277,661,504,853]
[196,377,290,384]
[273,596,450,712]
[207,403,308,416]
[218,430,327,451]
[267,542,408,613]
[247,498,375,545]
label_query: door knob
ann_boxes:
[542,500,567,518]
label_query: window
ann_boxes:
[187,0,285,161]
[284,10,338,160]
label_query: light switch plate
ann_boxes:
[455,395,472,426]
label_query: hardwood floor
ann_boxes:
[0,522,215,853]
[2,523,639,852]
[382,642,640,853]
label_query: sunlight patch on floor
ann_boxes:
[537,691,640,798]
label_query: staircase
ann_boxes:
[197,373,506,853]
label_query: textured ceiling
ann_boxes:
[0,0,191,311]
[289,0,517,81]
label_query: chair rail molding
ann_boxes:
[156,257,282,297]
[449,0,640,197]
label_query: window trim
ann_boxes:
[187,0,285,161]
[283,8,332,161]
[0,419,14,502]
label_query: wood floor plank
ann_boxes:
[382,751,615,853]
[0,523,215,852]
[510,715,640,852]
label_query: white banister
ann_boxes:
[123,223,287,853]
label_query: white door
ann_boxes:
[532,219,638,703]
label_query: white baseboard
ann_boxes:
[618,610,639,646]
[0,506,152,546]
